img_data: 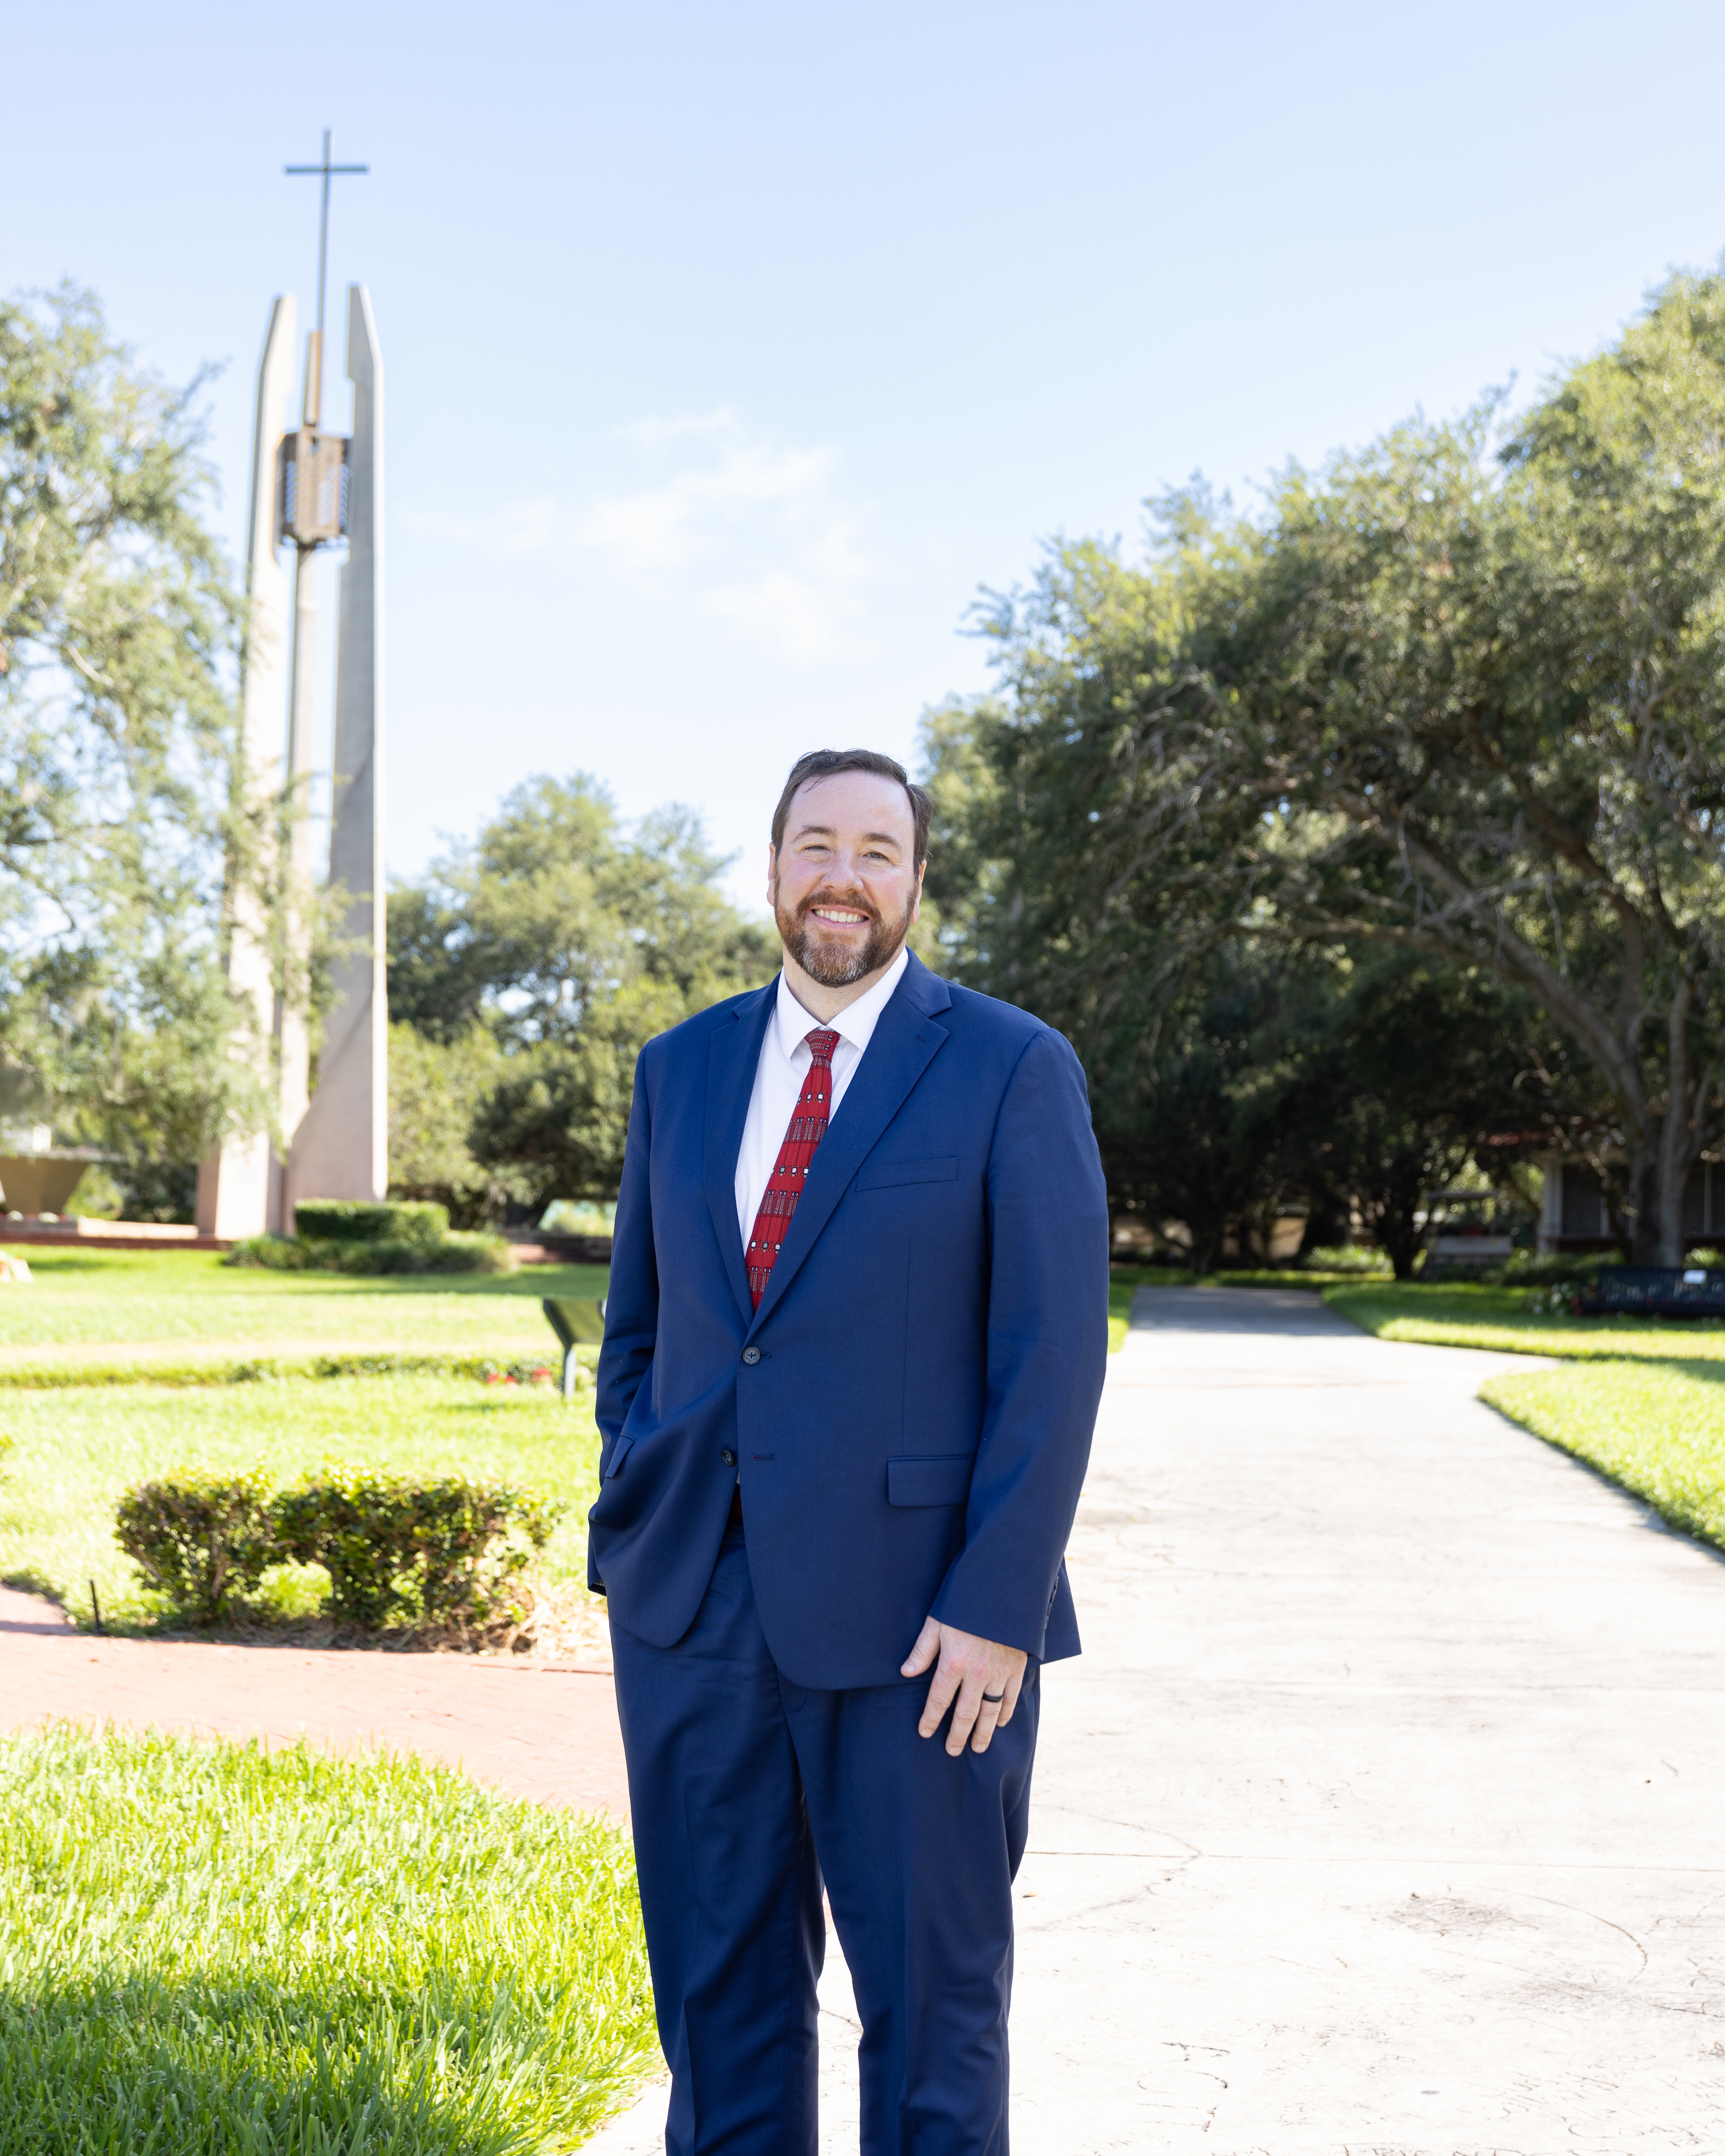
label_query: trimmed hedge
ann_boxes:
[226,1200,513,1276]
[275,1467,558,1627]
[292,1199,449,1245]
[114,1465,561,1631]
[0,1347,594,1389]
[114,1468,276,1622]
[226,1229,513,1275]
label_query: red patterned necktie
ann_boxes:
[747,1027,840,1308]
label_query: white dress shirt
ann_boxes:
[734,948,910,1243]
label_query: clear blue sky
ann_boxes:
[10,0,1725,915]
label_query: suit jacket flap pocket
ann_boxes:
[857,1155,960,1192]
[603,1435,636,1480]
[887,1453,973,1507]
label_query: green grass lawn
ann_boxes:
[0,1724,656,2155]
[10,1246,1134,1365]
[1326,1280,1725,1362]
[1106,1277,1138,1351]
[1480,1358,1725,1552]
[0,1248,1133,1623]
[0,1372,601,1630]
[0,1247,611,1374]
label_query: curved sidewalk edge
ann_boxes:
[1008,1282,1725,2152]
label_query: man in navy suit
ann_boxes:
[590,748,1108,2154]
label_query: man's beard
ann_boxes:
[776,883,914,988]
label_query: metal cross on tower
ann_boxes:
[198,141,388,1242]
[285,129,368,426]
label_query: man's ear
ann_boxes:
[909,861,926,923]
[765,844,778,911]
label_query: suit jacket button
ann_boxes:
[741,1346,761,1364]
[721,1449,737,1466]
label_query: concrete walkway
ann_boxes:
[1016,1287,1725,2154]
[594,1284,1725,2154]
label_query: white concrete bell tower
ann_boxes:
[197,133,386,1237]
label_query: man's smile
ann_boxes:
[809,905,870,925]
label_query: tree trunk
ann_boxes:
[1656,1136,1692,1270]
[1656,977,1697,1269]
[1298,1190,1349,1257]
[1628,1141,1664,1267]
[1381,1214,1423,1280]
[1361,1149,1429,1280]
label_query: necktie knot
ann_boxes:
[805,1028,839,1066]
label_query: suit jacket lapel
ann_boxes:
[705,980,777,1327]
[747,957,951,1336]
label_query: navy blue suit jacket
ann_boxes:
[587,952,1110,1691]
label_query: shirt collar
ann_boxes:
[774,946,910,1061]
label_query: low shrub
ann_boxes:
[1497,1250,1624,1287]
[272,1466,561,1629]
[480,1356,563,1387]
[292,1199,449,1245]
[113,1464,562,1632]
[227,1229,514,1275]
[113,1467,275,1623]
[1522,1284,1581,1315]
[1301,1244,1392,1275]
[0,1345,598,1389]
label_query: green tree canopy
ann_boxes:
[1278,956,1559,1279]
[928,268,1725,1263]
[0,285,269,1166]
[388,776,774,1210]
[1066,934,1558,1278]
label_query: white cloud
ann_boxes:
[576,419,839,574]
[699,518,872,663]
[399,495,558,556]
[621,409,743,452]
[702,571,851,664]
[403,411,873,665]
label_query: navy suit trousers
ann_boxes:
[611,1519,1039,2156]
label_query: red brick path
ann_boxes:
[0,1582,630,1817]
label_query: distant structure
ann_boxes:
[196,133,386,1239]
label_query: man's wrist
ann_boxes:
[928,1604,1039,1662]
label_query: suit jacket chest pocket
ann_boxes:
[855,1156,959,1192]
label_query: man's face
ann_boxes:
[769,771,924,988]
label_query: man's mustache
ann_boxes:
[795,888,881,928]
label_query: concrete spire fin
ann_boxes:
[288,284,388,1210]
[196,296,296,1241]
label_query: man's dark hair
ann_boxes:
[770,749,933,869]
